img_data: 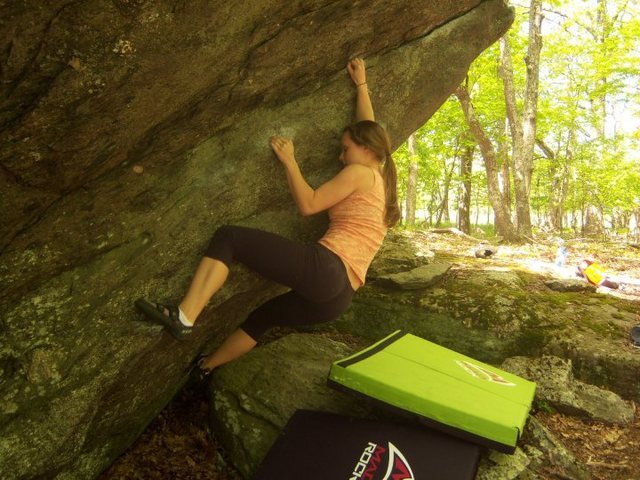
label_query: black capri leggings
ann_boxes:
[205,225,355,340]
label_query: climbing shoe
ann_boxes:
[134,298,192,341]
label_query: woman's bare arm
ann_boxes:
[270,135,371,216]
[347,58,374,122]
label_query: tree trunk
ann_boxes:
[458,142,473,234]
[593,0,608,141]
[454,83,518,241]
[571,209,579,233]
[426,193,437,226]
[631,209,640,242]
[405,133,418,226]
[442,190,450,223]
[474,197,480,228]
[497,118,512,215]
[436,156,456,226]
[584,205,606,237]
[536,137,571,232]
[498,0,543,238]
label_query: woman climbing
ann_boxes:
[135,58,400,375]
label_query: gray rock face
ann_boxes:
[378,262,452,289]
[501,356,635,425]
[367,230,435,278]
[465,269,525,290]
[0,1,515,477]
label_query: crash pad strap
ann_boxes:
[336,330,407,368]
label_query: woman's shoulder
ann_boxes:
[341,163,372,175]
[341,164,379,189]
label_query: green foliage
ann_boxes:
[396,0,640,232]
[396,96,474,222]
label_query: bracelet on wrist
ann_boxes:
[356,82,367,87]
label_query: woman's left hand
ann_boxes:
[347,57,366,86]
[270,135,296,166]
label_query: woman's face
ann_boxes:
[339,132,370,166]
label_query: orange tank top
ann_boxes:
[318,169,387,286]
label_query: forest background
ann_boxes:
[395,0,640,243]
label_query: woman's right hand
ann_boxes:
[347,58,366,86]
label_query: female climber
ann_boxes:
[135,58,400,376]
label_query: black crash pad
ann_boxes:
[253,409,481,480]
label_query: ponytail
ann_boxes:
[344,120,401,228]
[382,153,401,227]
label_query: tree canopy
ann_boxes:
[396,0,640,240]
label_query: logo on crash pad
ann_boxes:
[350,441,415,480]
[456,360,516,387]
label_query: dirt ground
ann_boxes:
[99,233,640,479]
[98,381,242,480]
[537,405,640,480]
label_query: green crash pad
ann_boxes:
[328,331,536,453]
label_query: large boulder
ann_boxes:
[0,1,515,477]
